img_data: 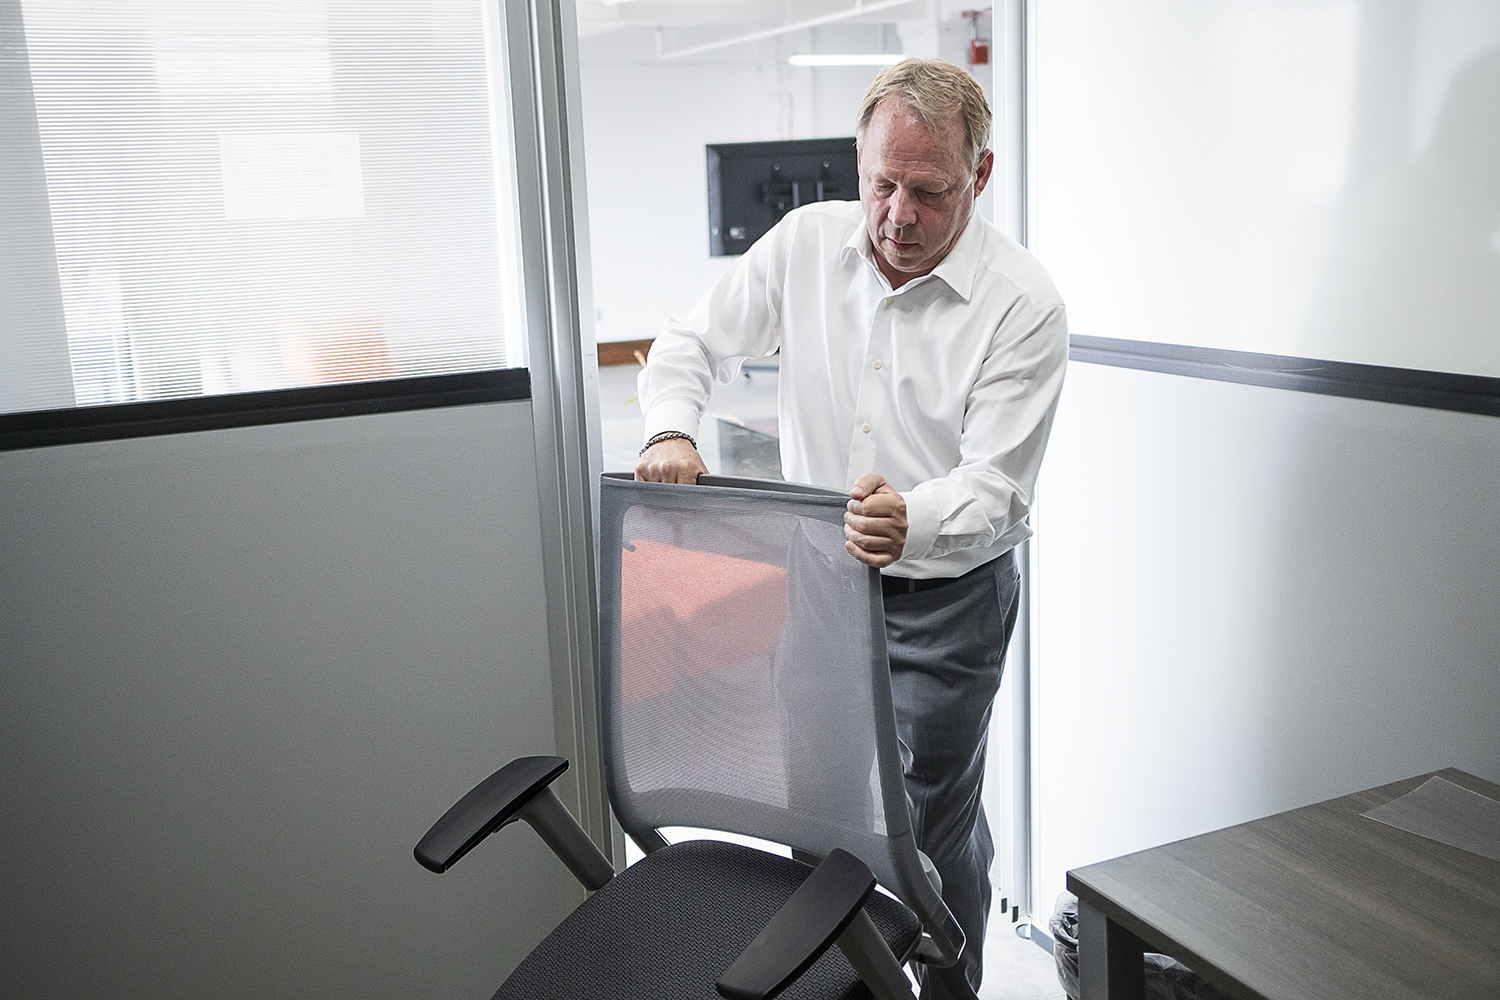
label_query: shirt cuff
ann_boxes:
[899,489,940,563]
[641,399,703,446]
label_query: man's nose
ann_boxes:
[889,187,918,228]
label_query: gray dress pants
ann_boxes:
[883,548,1020,1000]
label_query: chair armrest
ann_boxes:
[414,755,615,890]
[413,756,569,874]
[716,849,878,1000]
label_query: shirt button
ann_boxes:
[862,422,871,433]
[873,359,883,370]
[885,297,894,306]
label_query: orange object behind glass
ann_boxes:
[618,539,788,705]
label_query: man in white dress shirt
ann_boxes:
[635,59,1068,1000]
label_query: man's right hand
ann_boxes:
[635,436,708,484]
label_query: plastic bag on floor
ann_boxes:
[1049,893,1234,1000]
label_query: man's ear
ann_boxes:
[973,148,995,198]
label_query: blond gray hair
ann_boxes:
[855,58,992,170]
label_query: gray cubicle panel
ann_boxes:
[0,400,578,999]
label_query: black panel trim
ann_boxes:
[1070,336,1500,418]
[0,369,531,452]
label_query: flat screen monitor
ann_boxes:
[706,138,858,257]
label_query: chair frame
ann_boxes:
[414,475,969,1000]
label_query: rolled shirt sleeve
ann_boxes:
[899,299,1069,567]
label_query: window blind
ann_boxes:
[3,0,524,415]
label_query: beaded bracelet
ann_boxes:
[639,430,697,457]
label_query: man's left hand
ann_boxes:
[845,473,907,568]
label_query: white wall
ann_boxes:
[1022,0,1500,922]
[1030,362,1500,912]
[0,402,579,999]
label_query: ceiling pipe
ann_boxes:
[656,0,922,60]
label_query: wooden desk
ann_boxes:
[1066,768,1500,1000]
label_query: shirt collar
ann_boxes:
[840,209,984,301]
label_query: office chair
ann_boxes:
[414,474,964,1000]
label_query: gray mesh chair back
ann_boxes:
[597,473,963,964]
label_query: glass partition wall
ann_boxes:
[3,0,527,414]
[0,0,609,883]
[1010,0,1500,950]
[1030,0,1500,378]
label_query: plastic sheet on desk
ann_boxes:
[1361,775,1500,865]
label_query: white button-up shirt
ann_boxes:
[639,201,1069,579]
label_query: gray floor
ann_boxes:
[598,357,1067,1000]
[597,359,650,475]
[598,357,782,477]
[981,924,1067,1000]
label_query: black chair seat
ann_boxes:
[495,839,923,1000]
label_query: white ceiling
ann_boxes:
[575,0,936,39]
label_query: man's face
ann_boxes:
[859,98,992,288]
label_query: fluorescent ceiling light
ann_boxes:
[788,53,904,66]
